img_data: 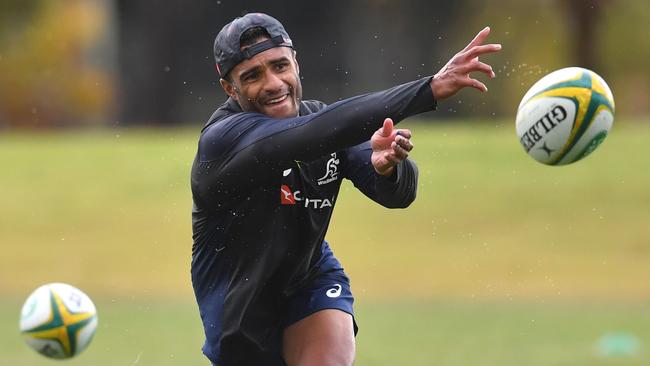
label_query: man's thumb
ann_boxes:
[381,118,394,137]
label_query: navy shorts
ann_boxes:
[209,242,356,366]
[283,242,358,333]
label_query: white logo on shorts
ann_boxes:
[326,284,342,298]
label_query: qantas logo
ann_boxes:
[280,185,296,205]
[280,185,334,209]
[317,153,340,186]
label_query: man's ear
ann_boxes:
[292,50,300,75]
[220,78,238,101]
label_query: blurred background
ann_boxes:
[1,0,649,365]
[1,0,649,128]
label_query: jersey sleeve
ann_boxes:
[192,77,434,209]
[342,142,418,208]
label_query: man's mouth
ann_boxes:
[264,94,289,105]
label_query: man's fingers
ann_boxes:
[457,77,488,92]
[392,142,410,160]
[395,129,412,139]
[459,60,495,78]
[462,26,491,52]
[384,151,403,165]
[380,118,394,137]
[395,135,413,152]
[463,44,502,61]
[378,139,411,170]
[467,78,488,93]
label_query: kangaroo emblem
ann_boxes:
[317,153,340,185]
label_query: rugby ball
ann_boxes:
[516,67,615,165]
[20,283,98,359]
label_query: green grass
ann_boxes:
[356,300,650,366]
[1,299,648,366]
[1,120,649,365]
[0,298,205,366]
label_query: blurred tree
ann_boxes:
[0,1,40,29]
[3,0,646,127]
[114,0,349,125]
[0,1,113,128]
[438,0,632,119]
[116,0,191,125]
[338,0,464,99]
[562,0,611,71]
[598,0,650,116]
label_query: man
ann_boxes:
[191,12,500,365]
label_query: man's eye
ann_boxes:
[275,63,288,71]
[243,72,259,82]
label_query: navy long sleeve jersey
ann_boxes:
[190,77,436,362]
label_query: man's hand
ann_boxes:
[431,26,502,100]
[371,118,413,177]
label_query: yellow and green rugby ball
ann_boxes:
[20,283,98,359]
[516,67,615,165]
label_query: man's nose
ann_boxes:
[263,70,284,92]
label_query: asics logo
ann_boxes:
[326,284,342,298]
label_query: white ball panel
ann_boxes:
[516,97,576,165]
[23,337,66,359]
[20,285,52,332]
[51,283,97,314]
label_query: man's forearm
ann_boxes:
[373,158,418,209]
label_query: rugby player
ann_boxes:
[190,12,500,365]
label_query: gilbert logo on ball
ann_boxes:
[516,67,615,165]
[19,283,98,359]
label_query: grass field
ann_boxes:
[1,120,649,365]
[1,299,649,366]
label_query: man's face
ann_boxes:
[221,40,302,119]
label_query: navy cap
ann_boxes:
[214,13,293,78]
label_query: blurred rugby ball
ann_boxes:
[20,283,98,359]
[516,67,615,165]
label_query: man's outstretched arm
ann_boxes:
[192,77,434,209]
[192,27,501,208]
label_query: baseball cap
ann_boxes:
[214,13,293,78]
